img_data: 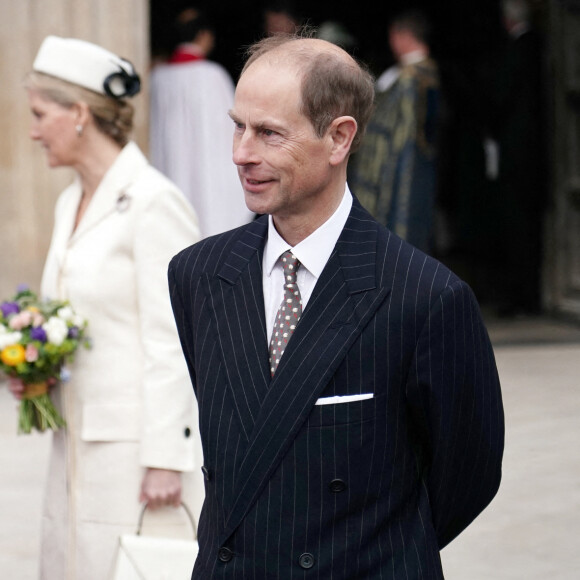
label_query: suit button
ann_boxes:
[202,466,211,481]
[218,547,233,563]
[299,553,315,569]
[184,427,191,438]
[329,479,346,493]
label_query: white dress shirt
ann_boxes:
[263,186,353,342]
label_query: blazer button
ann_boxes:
[299,553,315,569]
[184,427,191,438]
[202,466,211,481]
[329,479,346,493]
[218,547,234,563]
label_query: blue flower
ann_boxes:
[68,326,80,339]
[1,302,20,318]
[60,367,71,383]
[30,326,48,342]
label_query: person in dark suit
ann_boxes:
[169,31,504,579]
[491,0,547,316]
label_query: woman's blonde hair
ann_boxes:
[25,72,134,147]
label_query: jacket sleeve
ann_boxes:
[167,254,198,396]
[133,183,201,471]
[406,279,505,548]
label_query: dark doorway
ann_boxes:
[150,0,544,312]
[150,1,503,80]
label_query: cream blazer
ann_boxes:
[41,142,200,471]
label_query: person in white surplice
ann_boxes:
[149,7,254,238]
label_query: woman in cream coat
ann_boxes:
[11,37,203,579]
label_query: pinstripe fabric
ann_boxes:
[169,199,504,579]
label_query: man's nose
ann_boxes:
[233,131,257,166]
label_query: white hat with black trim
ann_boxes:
[32,35,141,99]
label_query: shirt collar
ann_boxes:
[400,50,429,66]
[264,186,353,278]
[509,22,531,39]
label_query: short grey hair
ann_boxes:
[241,31,375,153]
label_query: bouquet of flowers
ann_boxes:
[0,286,90,434]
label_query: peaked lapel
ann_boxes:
[209,217,271,441]
[220,201,391,544]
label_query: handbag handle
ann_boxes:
[136,501,197,540]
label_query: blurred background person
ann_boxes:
[490,0,547,316]
[316,20,357,54]
[348,9,441,253]
[11,35,202,579]
[263,0,301,36]
[149,6,254,238]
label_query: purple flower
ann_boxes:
[30,326,47,342]
[68,326,80,339]
[1,301,20,317]
[16,283,30,293]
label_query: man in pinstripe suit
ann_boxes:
[169,32,504,579]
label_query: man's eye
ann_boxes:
[263,129,275,137]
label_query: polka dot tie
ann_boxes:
[269,251,303,376]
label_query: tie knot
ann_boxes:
[280,251,300,278]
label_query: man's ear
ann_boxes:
[328,116,358,166]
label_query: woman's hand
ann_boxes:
[139,468,182,509]
[7,377,25,400]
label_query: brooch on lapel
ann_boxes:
[116,193,131,213]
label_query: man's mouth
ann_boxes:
[242,175,274,192]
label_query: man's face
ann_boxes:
[388,28,408,61]
[230,58,334,223]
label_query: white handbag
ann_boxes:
[110,502,199,580]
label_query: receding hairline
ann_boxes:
[241,36,360,80]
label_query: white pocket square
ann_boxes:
[314,393,373,406]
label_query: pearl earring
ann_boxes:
[75,124,84,137]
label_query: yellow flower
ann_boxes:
[1,344,26,366]
[27,306,40,314]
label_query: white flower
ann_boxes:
[0,331,23,349]
[43,317,69,346]
[58,306,85,328]
[57,306,74,321]
[72,313,86,328]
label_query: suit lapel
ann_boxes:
[220,201,391,543]
[208,217,271,441]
